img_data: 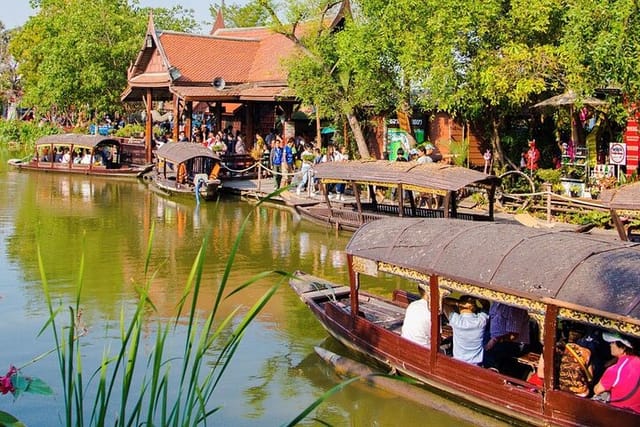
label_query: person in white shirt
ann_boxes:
[401,283,431,347]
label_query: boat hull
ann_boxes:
[8,159,152,178]
[152,177,221,201]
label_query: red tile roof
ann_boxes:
[123,10,346,102]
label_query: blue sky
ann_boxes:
[3,1,244,32]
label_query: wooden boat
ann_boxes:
[152,142,222,201]
[600,182,640,242]
[296,160,500,231]
[7,134,152,177]
[290,218,640,426]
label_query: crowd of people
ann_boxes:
[400,288,640,413]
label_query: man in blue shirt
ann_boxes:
[271,138,284,189]
[445,296,489,365]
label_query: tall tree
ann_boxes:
[561,0,640,108]
[260,0,400,158]
[0,23,21,117]
[212,1,272,28]
[9,0,196,120]
[366,0,565,167]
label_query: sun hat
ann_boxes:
[425,143,435,150]
[409,148,419,155]
[602,331,633,349]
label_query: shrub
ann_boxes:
[0,119,61,150]
[535,168,562,185]
[114,123,145,138]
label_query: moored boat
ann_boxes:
[600,181,640,241]
[152,143,222,201]
[7,134,152,178]
[295,160,500,231]
[290,218,640,426]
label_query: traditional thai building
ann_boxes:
[121,12,311,161]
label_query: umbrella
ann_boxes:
[533,90,608,108]
[533,90,608,151]
[321,127,336,134]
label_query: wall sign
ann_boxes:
[609,142,627,165]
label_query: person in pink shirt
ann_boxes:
[594,331,640,413]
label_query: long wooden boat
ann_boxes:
[600,182,640,241]
[7,134,152,178]
[290,218,640,426]
[152,142,222,201]
[296,160,500,231]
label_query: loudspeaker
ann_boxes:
[212,77,225,91]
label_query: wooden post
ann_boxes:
[429,274,439,371]
[542,305,558,417]
[398,184,404,217]
[145,88,153,163]
[544,182,552,223]
[315,104,321,148]
[185,101,193,141]
[347,254,359,328]
[172,95,179,141]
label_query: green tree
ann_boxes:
[561,0,640,110]
[0,22,22,117]
[367,0,565,167]
[212,1,272,28]
[260,0,403,158]
[9,0,196,121]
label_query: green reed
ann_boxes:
[37,190,299,426]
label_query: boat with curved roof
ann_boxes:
[294,160,500,231]
[290,218,640,426]
[7,134,152,178]
[152,142,222,201]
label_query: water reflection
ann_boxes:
[0,162,504,426]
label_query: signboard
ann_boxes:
[609,142,627,165]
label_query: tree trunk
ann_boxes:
[346,111,371,159]
[491,117,518,171]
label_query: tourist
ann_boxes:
[444,296,489,365]
[271,138,284,189]
[296,144,314,196]
[235,133,246,154]
[593,332,640,413]
[484,302,531,375]
[401,283,431,347]
[417,146,433,164]
[558,327,593,397]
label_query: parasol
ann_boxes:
[533,90,608,109]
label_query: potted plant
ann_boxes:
[569,184,582,197]
[589,187,600,199]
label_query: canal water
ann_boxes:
[0,150,505,426]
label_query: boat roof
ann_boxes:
[600,181,640,210]
[313,160,499,191]
[347,218,640,323]
[155,142,220,163]
[36,134,121,148]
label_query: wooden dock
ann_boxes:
[219,177,327,207]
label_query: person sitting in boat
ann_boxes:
[80,149,93,165]
[61,147,71,164]
[443,295,489,365]
[484,302,531,375]
[593,332,640,413]
[558,326,594,397]
[401,283,431,348]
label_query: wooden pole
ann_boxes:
[145,88,153,163]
